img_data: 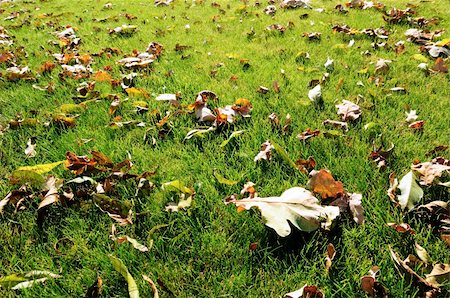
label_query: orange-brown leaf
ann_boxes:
[93,70,112,82]
[308,169,344,199]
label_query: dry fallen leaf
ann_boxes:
[336,100,361,121]
[425,264,450,287]
[387,223,416,235]
[361,266,388,298]
[143,275,160,298]
[374,58,391,74]
[254,141,274,162]
[348,193,365,224]
[225,187,340,236]
[412,157,450,186]
[24,138,36,158]
[389,248,440,297]
[325,243,336,273]
[297,128,320,142]
[285,284,324,298]
[308,84,321,102]
[308,169,345,200]
[280,0,311,9]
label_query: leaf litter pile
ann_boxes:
[0,0,449,297]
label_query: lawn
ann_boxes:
[0,0,449,297]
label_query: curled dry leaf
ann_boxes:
[308,84,321,102]
[38,176,61,209]
[361,266,388,298]
[323,120,348,131]
[389,248,440,297]
[374,58,391,74]
[254,141,274,162]
[325,243,336,273]
[280,0,311,9]
[297,128,320,142]
[116,236,149,252]
[295,156,316,175]
[109,24,137,35]
[285,284,324,298]
[387,223,415,235]
[155,93,179,106]
[225,187,340,237]
[335,100,361,121]
[348,193,365,224]
[425,264,450,287]
[143,275,160,298]
[412,157,450,186]
[409,120,424,130]
[387,172,399,204]
[25,138,36,158]
[308,169,344,200]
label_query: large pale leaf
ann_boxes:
[397,171,424,211]
[109,255,139,298]
[226,187,339,237]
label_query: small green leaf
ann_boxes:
[162,180,193,194]
[213,169,239,185]
[220,130,245,147]
[270,140,299,172]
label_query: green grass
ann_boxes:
[0,0,449,297]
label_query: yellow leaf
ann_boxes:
[126,88,149,98]
[16,161,64,174]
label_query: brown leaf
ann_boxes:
[389,248,440,296]
[38,61,56,74]
[90,151,114,167]
[64,152,99,175]
[325,243,336,273]
[285,284,324,298]
[295,156,316,175]
[308,169,345,199]
[361,266,388,298]
[409,120,424,130]
[336,100,361,121]
[387,172,399,204]
[430,57,448,73]
[272,80,280,93]
[387,223,415,235]
[297,128,320,142]
[254,141,273,162]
